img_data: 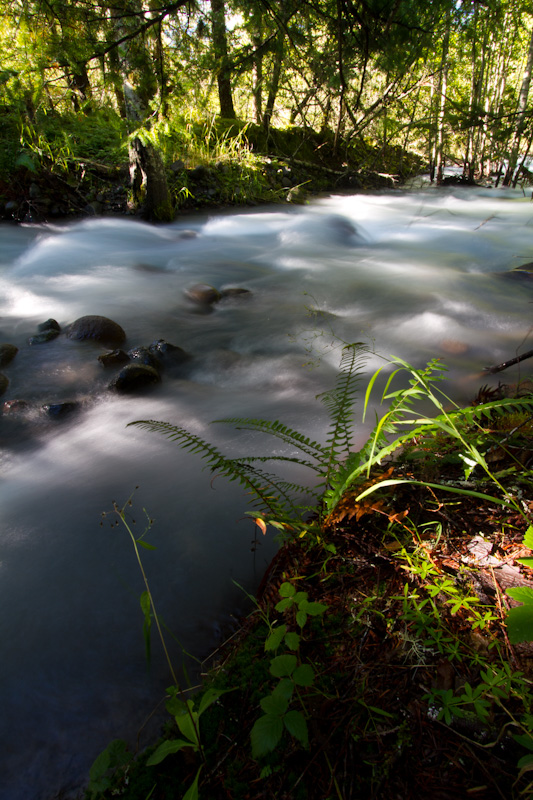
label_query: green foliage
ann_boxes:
[249,581,327,760]
[86,739,132,799]
[131,346,533,549]
[507,526,533,644]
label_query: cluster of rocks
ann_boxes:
[0,314,191,422]
[1,283,251,423]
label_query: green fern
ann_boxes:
[129,347,533,538]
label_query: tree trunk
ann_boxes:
[436,12,451,184]
[503,26,533,186]
[129,138,173,222]
[211,0,236,119]
[263,30,284,131]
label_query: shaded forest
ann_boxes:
[1,0,533,220]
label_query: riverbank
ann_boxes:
[0,119,425,224]
[85,367,533,800]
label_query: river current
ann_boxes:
[1,186,533,799]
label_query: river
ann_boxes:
[1,185,532,799]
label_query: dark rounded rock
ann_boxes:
[184,283,221,306]
[42,401,79,418]
[0,373,8,395]
[148,339,191,366]
[38,319,61,333]
[98,349,130,367]
[29,330,60,345]
[0,343,19,367]
[128,346,160,369]
[109,364,161,394]
[67,315,126,346]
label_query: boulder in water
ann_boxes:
[184,283,221,306]
[38,319,61,333]
[67,315,126,346]
[148,339,191,366]
[128,346,160,370]
[42,401,80,419]
[29,330,60,345]
[0,343,18,368]
[98,349,130,367]
[0,373,8,395]
[109,363,161,393]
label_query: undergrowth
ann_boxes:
[89,345,533,799]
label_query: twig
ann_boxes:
[484,348,533,374]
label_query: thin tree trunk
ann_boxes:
[211,0,236,119]
[436,12,451,184]
[263,31,284,131]
[503,26,533,186]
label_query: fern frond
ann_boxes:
[212,417,328,464]
[128,420,300,518]
[319,342,369,485]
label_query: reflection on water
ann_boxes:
[2,187,533,799]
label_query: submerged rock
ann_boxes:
[29,330,60,345]
[128,346,160,370]
[148,339,191,366]
[184,283,221,306]
[98,349,130,367]
[67,315,126,346]
[42,401,80,419]
[38,319,61,333]
[0,374,8,395]
[109,363,161,393]
[0,343,18,367]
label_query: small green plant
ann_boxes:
[250,582,327,760]
[92,494,229,800]
[507,525,533,644]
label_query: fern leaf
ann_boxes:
[212,417,328,464]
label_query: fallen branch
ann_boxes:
[484,348,533,374]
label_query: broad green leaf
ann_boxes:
[507,587,533,605]
[293,664,315,687]
[265,624,287,652]
[251,714,284,758]
[279,582,296,598]
[182,766,202,800]
[296,609,307,628]
[518,558,533,568]
[300,600,328,616]
[175,701,199,746]
[506,604,533,644]
[269,654,297,677]
[283,710,309,747]
[260,692,289,716]
[146,738,194,766]
[513,733,533,752]
[272,678,294,702]
[523,525,533,551]
[293,591,308,605]
[197,687,232,716]
[275,597,293,612]
[284,631,301,650]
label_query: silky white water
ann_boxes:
[1,186,533,800]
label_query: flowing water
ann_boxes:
[2,185,533,799]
